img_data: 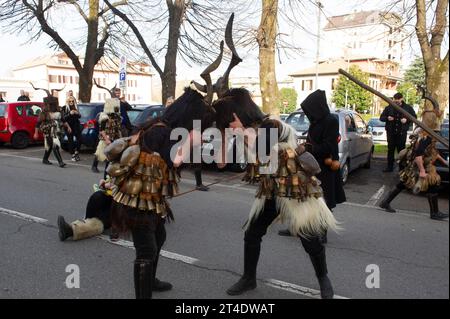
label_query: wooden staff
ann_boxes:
[338,68,449,148]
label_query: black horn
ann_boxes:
[94,79,117,97]
[215,13,242,98]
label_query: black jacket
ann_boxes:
[379,102,416,135]
[301,90,346,209]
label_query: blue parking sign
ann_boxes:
[119,71,126,81]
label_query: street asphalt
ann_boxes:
[0,144,448,299]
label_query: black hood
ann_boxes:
[300,89,330,123]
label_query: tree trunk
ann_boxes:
[257,0,279,115]
[415,0,449,129]
[162,0,184,105]
[422,58,449,129]
[79,71,93,103]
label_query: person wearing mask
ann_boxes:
[380,92,417,172]
[278,90,346,244]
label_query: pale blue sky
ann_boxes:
[0,1,429,81]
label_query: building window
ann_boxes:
[48,75,58,83]
[58,75,62,83]
[75,77,79,84]
[302,80,313,91]
[331,78,336,90]
[132,94,136,101]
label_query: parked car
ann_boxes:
[61,103,104,150]
[0,101,45,148]
[435,119,449,185]
[285,109,374,184]
[130,104,165,128]
[280,114,289,122]
[367,117,387,145]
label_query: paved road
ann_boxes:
[0,145,448,299]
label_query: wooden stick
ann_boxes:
[338,68,448,148]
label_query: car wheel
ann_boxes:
[363,149,373,169]
[341,160,349,184]
[11,132,30,149]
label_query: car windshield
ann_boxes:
[134,107,165,126]
[78,104,102,123]
[0,104,6,117]
[368,118,385,127]
[285,113,310,132]
[128,109,142,124]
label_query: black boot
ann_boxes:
[91,157,100,173]
[134,259,153,299]
[57,216,73,241]
[53,147,66,167]
[428,194,449,220]
[379,186,402,213]
[226,242,259,295]
[309,249,334,299]
[43,149,52,165]
[152,253,172,292]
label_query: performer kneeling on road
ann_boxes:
[225,115,340,299]
[57,178,119,241]
[379,126,449,220]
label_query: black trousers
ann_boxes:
[245,199,323,256]
[194,164,203,186]
[85,191,112,228]
[130,212,167,262]
[44,136,62,162]
[67,130,82,154]
[386,132,407,169]
[396,181,439,194]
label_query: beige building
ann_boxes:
[10,53,154,104]
[322,10,406,65]
[290,56,401,114]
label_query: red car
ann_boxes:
[0,101,45,148]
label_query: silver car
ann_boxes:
[286,109,374,184]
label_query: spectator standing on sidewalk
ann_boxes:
[380,92,416,172]
[17,90,30,101]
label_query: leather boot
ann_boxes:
[309,249,334,299]
[319,229,328,244]
[43,149,52,165]
[134,259,153,299]
[57,216,74,241]
[91,157,100,173]
[53,147,66,167]
[428,193,449,220]
[379,186,402,213]
[152,252,172,292]
[226,242,259,295]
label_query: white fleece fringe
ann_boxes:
[246,196,341,238]
[95,140,107,162]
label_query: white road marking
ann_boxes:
[264,278,348,299]
[0,207,49,224]
[365,185,386,206]
[0,205,350,298]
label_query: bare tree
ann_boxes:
[104,0,233,105]
[257,0,280,115]
[415,0,449,129]
[0,0,136,102]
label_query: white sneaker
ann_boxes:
[71,155,77,162]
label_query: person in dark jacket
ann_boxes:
[17,90,30,101]
[379,92,417,172]
[62,97,82,161]
[279,90,346,243]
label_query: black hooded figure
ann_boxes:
[301,90,346,240]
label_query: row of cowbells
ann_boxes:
[111,189,167,213]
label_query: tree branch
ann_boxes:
[98,0,128,17]
[415,0,433,70]
[22,0,83,74]
[67,0,88,23]
[104,0,163,77]
[430,0,448,59]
